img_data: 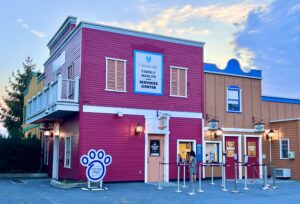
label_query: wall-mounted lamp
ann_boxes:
[135,123,143,135]
[44,131,50,136]
[214,127,223,138]
[266,129,275,141]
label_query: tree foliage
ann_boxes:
[0,57,35,139]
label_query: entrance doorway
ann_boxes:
[147,135,164,182]
[246,137,260,179]
[224,136,239,179]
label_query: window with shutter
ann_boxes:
[170,66,187,97]
[106,57,126,92]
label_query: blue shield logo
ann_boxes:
[146,56,151,63]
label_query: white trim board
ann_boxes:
[204,127,257,133]
[83,105,203,119]
[270,118,300,123]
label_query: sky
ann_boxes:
[0,0,300,133]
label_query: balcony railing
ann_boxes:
[27,75,79,120]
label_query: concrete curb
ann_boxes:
[50,179,86,189]
[0,173,48,178]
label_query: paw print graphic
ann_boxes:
[80,149,112,182]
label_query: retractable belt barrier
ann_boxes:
[156,161,277,194]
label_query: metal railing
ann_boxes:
[27,75,79,119]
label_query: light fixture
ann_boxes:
[266,129,275,141]
[135,123,143,135]
[254,121,265,133]
[214,127,223,138]
[44,131,50,136]
[208,118,219,130]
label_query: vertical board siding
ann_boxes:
[205,73,261,129]
[80,28,204,112]
[45,30,82,86]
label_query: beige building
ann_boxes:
[22,72,44,138]
[203,59,300,180]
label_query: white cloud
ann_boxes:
[16,18,46,39]
[98,2,268,41]
[30,29,46,38]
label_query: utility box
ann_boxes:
[275,168,291,178]
[288,151,295,160]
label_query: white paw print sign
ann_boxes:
[80,149,112,182]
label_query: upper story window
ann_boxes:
[227,85,242,112]
[170,66,187,97]
[67,65,74,79]
[280,138,289,159]
[105,57,126,92]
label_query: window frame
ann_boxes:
[226,86,242,113]
[64,136,72,168]
[176,139,196,162]
[105,57,127,93]
[169,66,188,98]
[43,136,49,165]
[64,135,72,169]
[279,138,290,160]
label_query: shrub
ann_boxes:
[0,137,41,173]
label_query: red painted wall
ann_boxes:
[78,113,146,182]
[76,27,204,181]
[80,27,204,112]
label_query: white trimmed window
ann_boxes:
[227,86,242,112]
[64,136,72,168]
[280,138,289,159]
[43,136,49,165]
[170,66,187,97]
[105,57,126,92]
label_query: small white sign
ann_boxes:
[134,50,164,95]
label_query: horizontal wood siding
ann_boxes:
[45,30,81,86]
[80,28,204,113]
[78,113,145,182]
[269,121,300,180]
[50,24,76,55]
[58,114,79,180]
[169,118,202,180]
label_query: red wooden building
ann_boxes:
[25,16,205,182]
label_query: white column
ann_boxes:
[57,75,62,102]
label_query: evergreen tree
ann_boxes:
[0,57,35,139]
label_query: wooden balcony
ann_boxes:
[26,75,79,124]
